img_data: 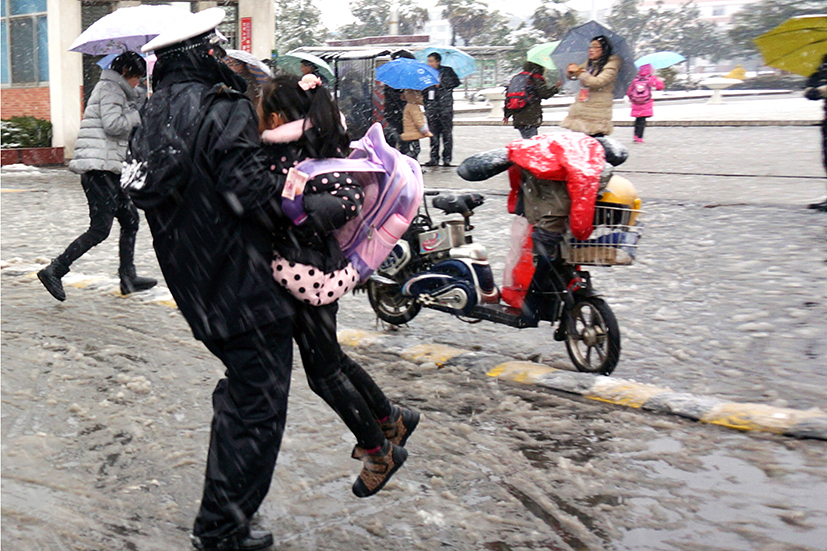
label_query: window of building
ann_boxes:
[214,1,238,50]
[1,0,48,85]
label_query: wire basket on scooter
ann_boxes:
[561,202,642,266]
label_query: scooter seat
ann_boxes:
[432,193,485,215]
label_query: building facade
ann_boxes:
[1,0,274,159]
[638,0,761,28]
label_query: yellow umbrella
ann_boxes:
[754,14,827,77]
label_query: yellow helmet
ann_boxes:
[597,175,642,226]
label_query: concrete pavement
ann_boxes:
[452,89,823,126]
[3,94,825,445]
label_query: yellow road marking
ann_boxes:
[337,328,385,348]
[401,343,470,366]
[487,361,559,384]
[701,403,827,434]
[586,379,671,408]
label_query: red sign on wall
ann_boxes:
[240,17,252,53]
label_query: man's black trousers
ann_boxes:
[193,321,294,545]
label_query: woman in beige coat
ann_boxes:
[560,35,621,137]
[400,89,432,160]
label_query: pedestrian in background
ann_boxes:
[124,9,293,551]
[503,61,561,139]
[560,35,621,137]
[627,63,664,144]
[38,51,156,302]
[383,49,418,158]
[301,59,328,87]
[805,53,827,212]
[423,52,461,167]
[400,88,432,159]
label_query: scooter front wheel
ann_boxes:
[367,279,422,325]
[563,296,620,375]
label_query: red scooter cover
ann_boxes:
[506,133,605,240]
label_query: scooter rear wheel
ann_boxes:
[367,280,421,325]
[563,296,620,375]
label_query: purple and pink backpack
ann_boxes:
[291,123,424,283]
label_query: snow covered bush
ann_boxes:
[0,116,52,148]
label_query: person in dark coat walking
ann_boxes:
[503,61,561,139]
[123,9,292,551]
[423,52,461,166]
[38,51,157,301]
[805,53,827,212]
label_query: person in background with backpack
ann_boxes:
[503,61,561,139]
[627,63,664,144]
[259,73,419,499]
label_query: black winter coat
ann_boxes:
[423,65,461,116]
[124,53,293,341]
[505,72,560,129]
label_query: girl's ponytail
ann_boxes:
[304,77,349,158]
[260,73,349,159]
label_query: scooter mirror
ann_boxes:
[593,137,628,167]
[457,148,512,181]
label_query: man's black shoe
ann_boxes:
[422,161,438,167]
[191,529,273,551]
[442,162,454,167]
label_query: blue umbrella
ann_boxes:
[225,49,273,85]
[550,20,637,99]
[375,58,440,90]
[414,46,477,79]
[96,53,118,69]
[635,51,685,70]
[96,51,148,70]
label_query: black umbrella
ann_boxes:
[551,20,636,99]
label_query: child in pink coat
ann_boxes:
[628,63,664,143]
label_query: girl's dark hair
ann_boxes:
[522,61,545,75]
[260,73,349,158]
[111,51,147,78]
[587,35,613,76]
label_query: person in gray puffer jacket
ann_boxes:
[38,51,157,301]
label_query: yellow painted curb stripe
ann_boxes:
[1,188,33,192]
[585,378,671,408]
[337,328,385,348]
[401,343,470,366]
[65,276,107,289]
[487,361,559,384]
[700,403,827,434]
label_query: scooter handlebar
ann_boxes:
[457,148,512,182]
